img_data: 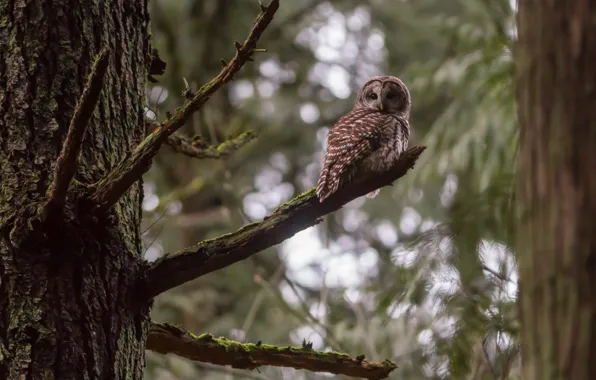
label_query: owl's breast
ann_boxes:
[361,117,409,173]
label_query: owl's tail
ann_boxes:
[315,180,333,203]
[316,167,339,203]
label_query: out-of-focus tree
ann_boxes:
[516,1,596,379]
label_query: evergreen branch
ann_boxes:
[42,49,110,222]
[88,0,279,212]
[166,130,257,159]
[142,146,426,298]
[146,322,398,380]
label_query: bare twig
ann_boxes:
[146,322,397,380]
[142,146,426,298]
[241,263,286,335]
[166,130,257,159]
[42,49,110,221]
[89,0,279,212]
[263,272,348,352]
[482,264,513,283]
[145,120,256,159]
[482,337,499,379]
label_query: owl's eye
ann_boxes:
[386,91,397,99]
[367,93,378,101]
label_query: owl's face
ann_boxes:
[354,76,411,116]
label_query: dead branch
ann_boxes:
[88,0,279,212]
[146,322,397,380]
[42,49,110,222]
[166,130,256,159]
[143,146,426,298]
[145,121,256,159]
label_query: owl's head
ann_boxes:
[354,76,411,116]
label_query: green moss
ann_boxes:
[215,130,256,152]
[291,188,316,202]
[196,333,215,342]
[188,219,261,247]
[190,332,354,360]
[0,15,10,28]
[271,188,315,213]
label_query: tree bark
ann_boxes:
[516,1,596,379]
[0,0,151,378]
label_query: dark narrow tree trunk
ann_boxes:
[0,0,151,378]
[516,1,596,379]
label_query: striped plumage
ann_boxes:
[316,76,411,202]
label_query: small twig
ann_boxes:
[166,130,257,159]
[146,120,256,159]
[482,264,512,283]
[142,146,425,299]
[346,298,380,360]
[89,1,279,213]
[482,337,499,379]
[241,263,286,335]
[146,323,397,380]
[142,203,172,235]
[143,220,167,258]
[42,49,110,222]
[268,273,348,352]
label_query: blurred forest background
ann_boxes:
[143,0,517,379]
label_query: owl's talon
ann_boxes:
[366,189,380,199]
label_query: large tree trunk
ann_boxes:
[0,0,151,378]
[516,1,596,379]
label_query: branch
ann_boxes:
[88,0,279,212]
[166,130,257,159]
[145,121,256,159]
[42,49,110,222]
[146,322,397,380]
[143,146,426,298]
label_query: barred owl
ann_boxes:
[316,76,411,202]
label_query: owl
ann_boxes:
[316,75,411,202]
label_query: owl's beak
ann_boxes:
[379,103,384,112]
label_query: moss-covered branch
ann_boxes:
[88,0,279,212]
[165,129,257,159]
[42,49,110,222]
[146,322,397,380]
[142,146,426,298]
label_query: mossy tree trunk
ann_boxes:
[516,1,596,379]
[0,0,151,378]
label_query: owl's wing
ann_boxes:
[316,109,386,201]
